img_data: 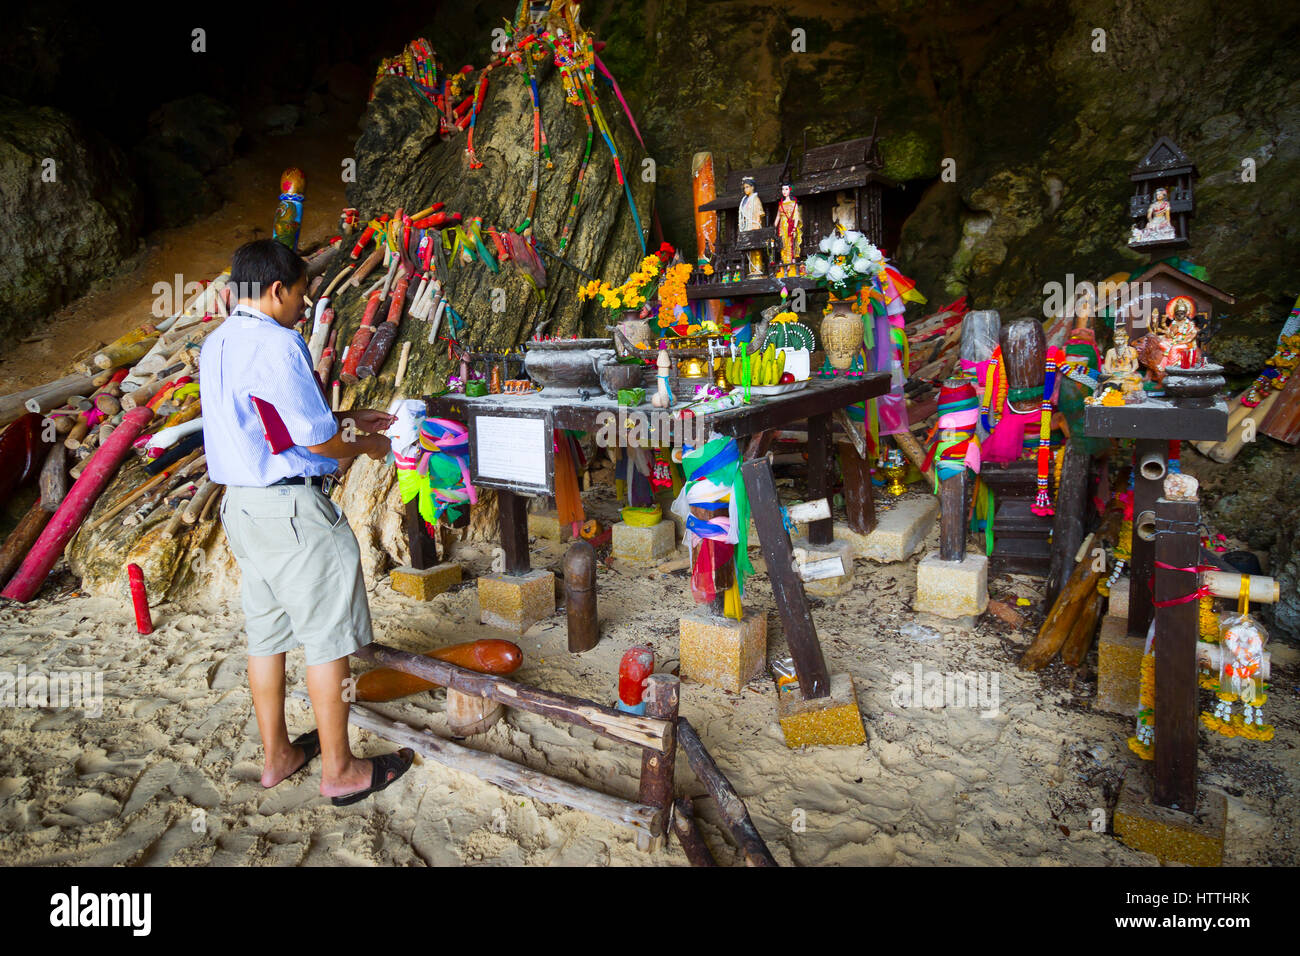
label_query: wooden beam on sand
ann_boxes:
[290,691,664,838]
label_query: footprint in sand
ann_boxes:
[75,749,146,779]
[0,776,28,801]
[208,655,246,691]
[256,781,322,816]
[171,766,221,809]
[122,761,180,816]
[53,791,121,826]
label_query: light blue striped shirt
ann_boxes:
[200,305,339,486]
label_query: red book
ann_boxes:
[250,397,294,454]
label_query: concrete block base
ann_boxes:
[478,569,556,633]
[914,551,988,619]
[391,563,461,600]
[527,510,571,543]
[612,519,676,564]
[680,609,767,692]
[855,497,938,563]
[777,672,866,747]
[1113,768,1227,867]
[1096,614,1144,715]
[789,535,855,598]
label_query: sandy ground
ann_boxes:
[0,477,1297,866]
[0,109,1297,867]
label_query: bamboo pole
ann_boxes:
[1061,593,1104,669]
[1,374,96,426]
[289,691,664,837]
[182,478,219,524]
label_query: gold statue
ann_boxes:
[1098,325,1145,401]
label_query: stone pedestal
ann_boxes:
[1095,614,1144,715]
[914,551,988,619]
[854,497,938,563]
[1113,767,1227,867]
[527,510,571,543]
[776,672,866,747]
[390,563,461,600]
[789,535,855,598]
[478,569,556,633]
[679,609,767,692]
[612,520,676,564]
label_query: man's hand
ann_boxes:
[362,433,391,462]
[343,408,397,434]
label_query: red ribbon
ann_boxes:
[1148,562,1217,608]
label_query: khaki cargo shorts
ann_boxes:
[219,483,372,665]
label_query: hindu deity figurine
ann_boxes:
[774,182,803,277]
[737,176,765,277]
[1137,296,1201,385]
[1204,613,1273,740]
[1129,186,1176,245]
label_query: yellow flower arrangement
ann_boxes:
[578,257,664,314]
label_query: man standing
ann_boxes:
[201,240,413,806]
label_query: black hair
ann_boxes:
[229,239,306,301]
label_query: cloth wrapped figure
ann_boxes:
[670,437,754,620]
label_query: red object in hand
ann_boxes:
[127,563,153,635]
[618,646,655,708]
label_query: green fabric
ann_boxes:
[681,437,755,594]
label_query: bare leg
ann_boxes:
[306,655,379,798]
[249,653,307,787]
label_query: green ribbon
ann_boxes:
[681,437,755,594]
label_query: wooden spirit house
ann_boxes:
[790,128,894,254]
[1113,261,1235,340]
[1127,136,1195,250]
[687,129,899,302]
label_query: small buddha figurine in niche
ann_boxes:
[774,182,802,277]
[737,176,766,277]
[1129,186,1176,245]
[832,191,856,232]
[1097,325,1145,402]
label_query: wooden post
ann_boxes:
[742,456,831,699]
[838,441,876,536]
[405,498,437,570]
[1153,497,1200,812]
[806,412,832,546]
[677,718,778,866]
[938,472,967,562]
[1047,444,1090,605]
[0,500,53,589]
[636,674,680,852]
[497,489,530,574]
[564,538,599,652]
[672,798,717,866]
[1128,438,1165,637]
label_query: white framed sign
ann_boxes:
[467,408,554,495]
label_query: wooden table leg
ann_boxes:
[742,456,830,699]
[806,412,832,546]
[1047,444,1090,605]
[939,472,967,562]
[1129,438,1164,637]
[497,489,530,574]
[838,440,877,536]
[405,498,437,570]
[1153,497,1199,812]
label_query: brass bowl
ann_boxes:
[677,356,706,378]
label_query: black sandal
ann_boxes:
[267,730,321,788]
[330,749,416,806]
